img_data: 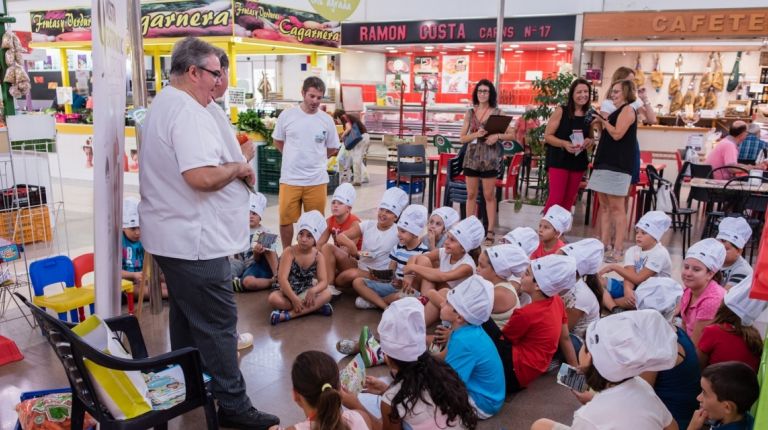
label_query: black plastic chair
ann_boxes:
[396,144,430,204]
[16,293,217,430]
[647,165,695,253]
[676,162,712,208]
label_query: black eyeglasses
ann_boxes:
[477,89,490,94]
[197,66,222,80]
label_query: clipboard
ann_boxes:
[483,114,513,135]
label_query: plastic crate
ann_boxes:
[327,171,339,195]
[258,170,281,194]
[257,145,282,172]
[386,179,423,194]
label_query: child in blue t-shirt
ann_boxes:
[122,198,166,299]
[436,274,505,419]
[688,362,758,430]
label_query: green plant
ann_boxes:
[237,109,273,145]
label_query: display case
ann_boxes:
[364,104,524,139]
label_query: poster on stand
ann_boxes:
[91,0,128,317]
[385,56,410,92]
[441,55,469,94]
[234,1,341,47]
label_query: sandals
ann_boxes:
[270,310,291,325]
[484,232,495,245]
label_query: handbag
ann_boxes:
[344,123,363,151]
[655,182,673,213]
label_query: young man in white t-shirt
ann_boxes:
[272,77,340,250]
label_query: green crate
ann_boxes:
[258,145,282,172]
[258,170,281,194]
[10,139,56,153]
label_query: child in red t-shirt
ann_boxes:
[530,205,571,259]
[319,183,361,295]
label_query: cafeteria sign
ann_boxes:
[308,0,359,22]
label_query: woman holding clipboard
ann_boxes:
[459,79,514,244]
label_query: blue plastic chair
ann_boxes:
[29,255,94,322]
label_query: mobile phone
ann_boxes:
[556,363,587,392]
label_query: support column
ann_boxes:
[229,42,238,124]
[493,0,505,90]
[153,48,162,92]
[60,49,72,114]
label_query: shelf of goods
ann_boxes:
[256,145,338,195]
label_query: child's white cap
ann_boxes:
[378,297,426,362]
[503,227,539,256]
[446,275,494,325]
[296,210,327,243]
[531,254,577,296]
[123,198,140,229]
[635,277,684,320]
[397,205,428,236]
[249,192,267,217]
[449,216,485,252]
[379,187,409,217]
[717,216,752,250]
[432,206,460,230]
[725,275,767,326]
[635,211,672,242]
[586,310,678,382]
[560,238,604,276]
[487,244,530,279]
[685,238,727,272]
[542,205,572,235]
[332,183,356,207]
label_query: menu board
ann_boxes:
[441,55,469,94]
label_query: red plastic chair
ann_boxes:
[73,253,134,314]
[435,152,457,207]
[640,151,653,164]
[496,153,524,200]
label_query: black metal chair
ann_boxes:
[676,162,712,208]
[16,293,217,430]
[646,165,695,253]
[396,144,430,204]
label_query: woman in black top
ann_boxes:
[543,78,594,213]
[587,79,638,262]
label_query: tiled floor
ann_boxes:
[0,162,694,429]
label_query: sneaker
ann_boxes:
[217,406,280,430]
[336,338,357,355]
[317,303,333,316]
[237,332,253,350]
[329,285,343,296]
[232,277,244,292]
[359,325,384,368]
[355,297,377,309]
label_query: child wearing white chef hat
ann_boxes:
[501,226,539,256]
[697,274,765,371]
[422,206,460,250]
[680,238,727,345]
[532,310,679,430]
[716,216,754,289]
[329,187,407,293]
[318,183,361,295]
[231,192,280,293]
[340,298,479,429]
[599,210,673,312]
[531,205,572,259]
[404,216,483,318]
[557,239,603,353]
[268,210,332,325]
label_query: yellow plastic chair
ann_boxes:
[30,255,94,322]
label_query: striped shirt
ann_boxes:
[720,256,753,289]
[390,243,430,279]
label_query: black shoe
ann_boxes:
[217,406,280,430]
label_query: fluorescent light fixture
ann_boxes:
[503,48,513,51]
[546,47,556,51]
[439,51,448,54]
[424,45,434,50]
[385,46,394,50]
[509,44,520,48]
[388,50,398,53]
[463,48,472,52]
[557,43,567,48]
[465,45,474,49]
[478,51,484,54]
[557,49,566,53]
[515,50,524,53]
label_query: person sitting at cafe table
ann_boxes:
[737,123,767,165]
[705,121,767,180]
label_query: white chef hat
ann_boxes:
[686,238,727,272]
[397,205,428,236]
[717,216,753,250]
[542,205,572,235]
[249,192,267,217]
[449,216,485,252]
[560,238,604,276]
[635,211,672,242]
[586,310,678,382]
[531,254,578,296]
[431,206,460,230]
[635,277,684,321]
[332,183,356,207]
[725,275,767,326]
[378,297,427,362]
[296,210,327,243]
[379,187,410,217]
[123,198,140,228]
[503,227,539,256]
[446,275,494,326]
[487,244,530,279]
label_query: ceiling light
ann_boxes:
[463,48,472,52]
[388,50,398,54]
[515,50,524,53]
[509,44,520,48]
[465,45,474,49]
[439,51,448,54]
[504,48,513,51]
[557,49,566,53]
[478,51,484,54]
[424,45,434,50]
[557,43,567,48]
[405,52,412,55]
[385,46,394,50]
[355,50,365,54]
[546,47,556,51]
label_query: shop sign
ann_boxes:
[234,1,341,48]
[309,0,360,22]
[341,15,576,45]
[30,8,92,42]
[583,9,768,39]
[140,0,232,38]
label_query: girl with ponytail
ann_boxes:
[287,350,370,430]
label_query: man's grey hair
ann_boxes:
[169,37,219,77]
[302,76,326,94]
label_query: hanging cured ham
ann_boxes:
[683,76,696,106]
[668,54,683,96]
[651,54,663,92]
[712,52,724,92]
[700,53,713,90]
[634,54,645,88]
